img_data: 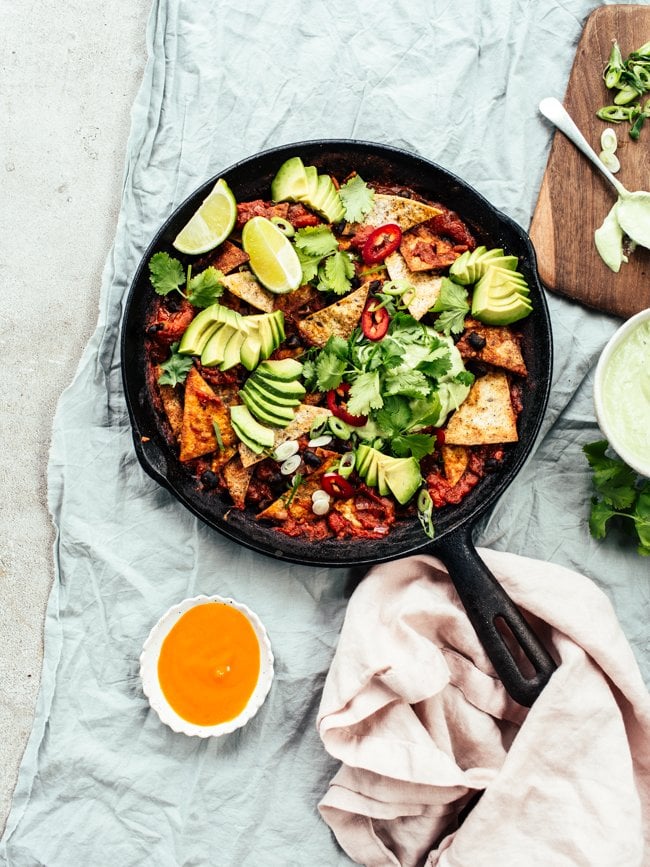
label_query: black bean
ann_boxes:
[484,458,501,472]
[284,333,301,348]
[467,331,487,350]
[146,323,164,334]
[201,470,219,489]
[303,449,322,468]
[467,361,489,377]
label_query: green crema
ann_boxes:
[600,319,650,469]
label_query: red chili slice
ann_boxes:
[361,297,390,342]
[326,383,367,427]
[321,473,355,499]
[362,223,402,265]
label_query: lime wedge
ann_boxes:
[241,216,302,294]
[172,178,237,255]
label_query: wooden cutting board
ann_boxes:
[530,4,650,319]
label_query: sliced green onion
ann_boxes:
[328,417,352,439]
[308,434,333,448]
[600,127,618,153]
[338,452,356,478]
[629,112,646,141]
[417,488,435,539]
[212,420,224,451]
[310,415,329,439]
[599,149,620,172]
[596,105,635,123]
[271,217,295,237]
[603,41,624,89]
[273,440,299,461]
[614,84,642,106]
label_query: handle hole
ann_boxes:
[494,615,537,680]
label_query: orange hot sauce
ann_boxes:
[157,602,261,726]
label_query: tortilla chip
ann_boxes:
[155,370,183,439]
[209,240,250,275]
[297,284,369,347]
[444,371,518,445]
[222,271,275,313]
[346,194,441,233]
[455,318,527,377]
[211,445,237,473]
[441,444,470,487]
[238,403,331,468]
[400,225,464,272]
[385,251,442,320]
[257,450,339,522]
[179,368,237,462]
[223,455,254,509]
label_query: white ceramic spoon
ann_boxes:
[539,96,650,249]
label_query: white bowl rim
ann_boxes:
[594,307,650,478]
[140,594,274,738]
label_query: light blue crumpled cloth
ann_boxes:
[2,1,648,865]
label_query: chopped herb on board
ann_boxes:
[597,40,650,141]
[583,440,650,555]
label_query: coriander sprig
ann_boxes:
[583,440,650,556]
[148,251,226,308]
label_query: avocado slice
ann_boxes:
[201,323,237,367]
[450,247,519,285]
[381,456,422,504]
[220,329,247,371]
[311,174,345,223]
[256,316,279,360]
[302,165,320,204]
[240,387,294,427]
[251,372,306,400]
[230,404,275,452]
[270,157,309,203]
[375,463,390,497]
[364,452,380,488]
[178,304,226,356]
[256,357,303,381]
[355,444,374,477]
[240,332,262,372]
[472,268,533,325]
[245,377,302,407]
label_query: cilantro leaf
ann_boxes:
[392,433,436,460]
[384,368,430,399]
[316,351,347,391]
[375,396,411,436]
[432,278,470,336]
[149,252,185,296]
[158,342,193,386]
[319,251,355,295]
[187,266,225,308]
[296,247,322,284]
[633,485,650,553]
[347,371,383,416]
[588,497,617,539]
[294,225,339,258]
[584,440,637,508]
[323,334,350,359]
[339,175,375,223]
[584,441,650,555]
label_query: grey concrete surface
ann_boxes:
[0,1,149,832]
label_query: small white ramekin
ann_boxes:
[593,307,650,478]
[140,594,274,737]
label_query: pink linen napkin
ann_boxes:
[317,550,650,867]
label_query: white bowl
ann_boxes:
[594,307,650,478]
[140,594,274,737]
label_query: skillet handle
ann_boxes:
[435,527,556,706]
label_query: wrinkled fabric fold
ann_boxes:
[318,551,650,866]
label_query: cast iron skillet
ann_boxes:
[121,140,556,706]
